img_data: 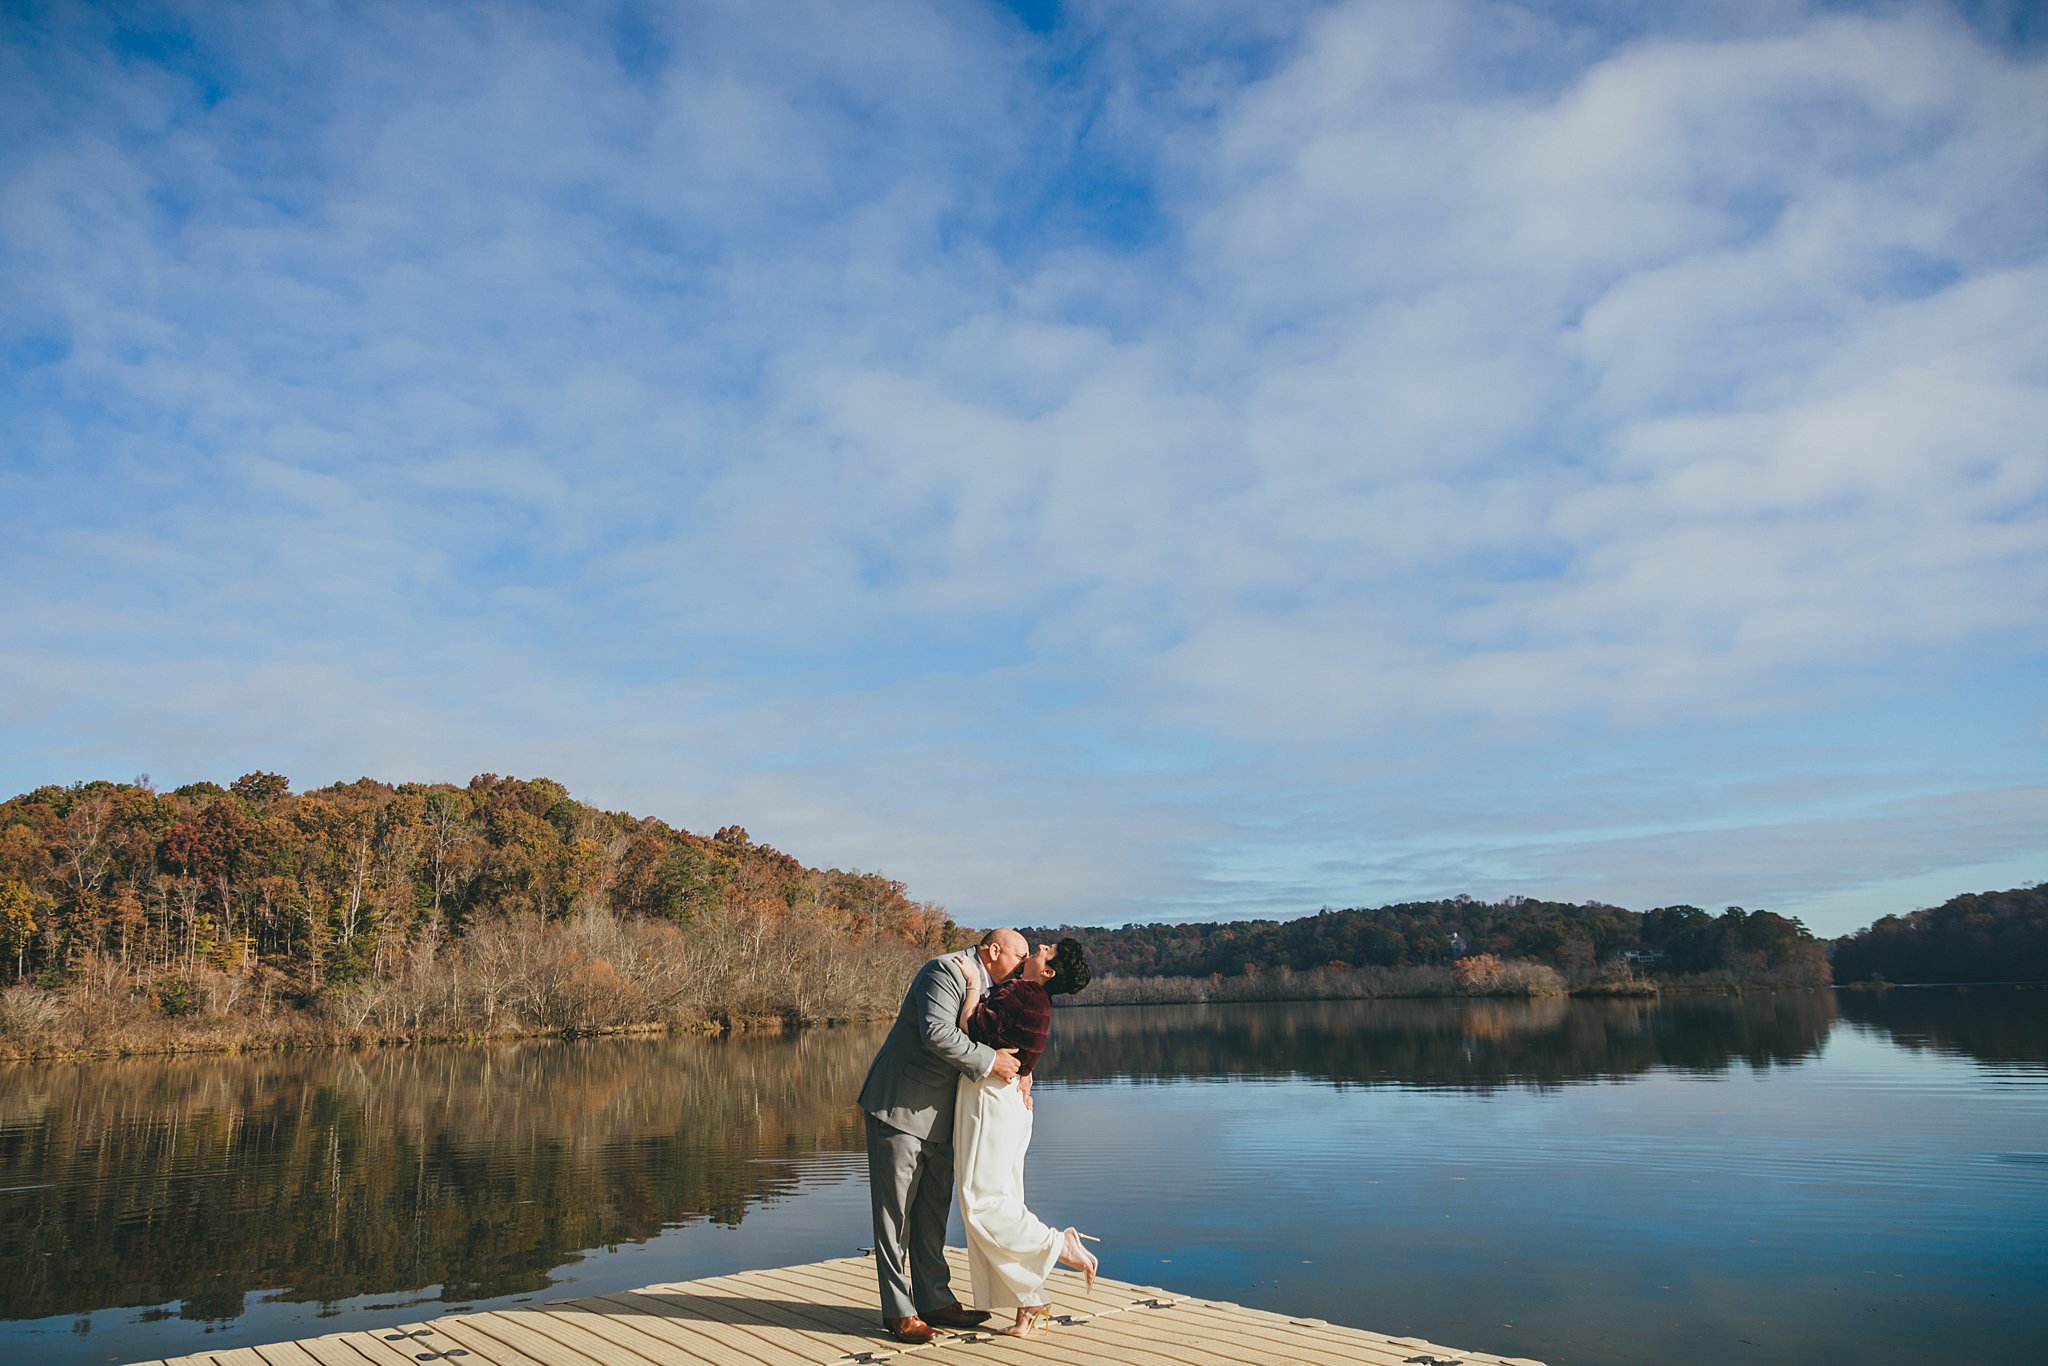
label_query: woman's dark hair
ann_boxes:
[1045,937,1092,997]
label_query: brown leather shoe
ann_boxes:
[923,1302,993,1329]
[884,1315,937,1344]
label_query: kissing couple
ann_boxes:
[858,928,1097,1342]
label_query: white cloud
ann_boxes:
[2,0,2042,938]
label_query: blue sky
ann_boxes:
[2,0,2043,938]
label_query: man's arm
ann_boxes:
[920,956,1019,1082]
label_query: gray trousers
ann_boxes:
[865,1112,957,1321]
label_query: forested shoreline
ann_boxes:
[1830,885,2048,984]
[2,773,2038,1059]
[1032,884,2046,1005]
[1027,896,1837,1002]
[0,773,956,1058]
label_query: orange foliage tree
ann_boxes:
[0,774,958,1001]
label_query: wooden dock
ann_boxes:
[132,1248,1547,1366]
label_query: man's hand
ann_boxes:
[1019,1073,1033,1111]
[990,1047,1022,1082]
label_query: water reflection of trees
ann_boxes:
[1041,994,1838,1090]
[1836,985,2048,1067]
[0,1025,885,1323]
[0,993,1873,1329]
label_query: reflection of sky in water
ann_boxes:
[3,994,2043,1366]
[1018,1030,2047,1365]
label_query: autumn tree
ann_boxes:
[0,772,958,1024]
[1,879,44,978]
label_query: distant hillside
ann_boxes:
[1024,896,1832,989]
[0,773,957,1055]
[1831,885,2048,984]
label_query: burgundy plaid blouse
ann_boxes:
[965,978,1053,1077]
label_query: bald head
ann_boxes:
[978,928,1029,982]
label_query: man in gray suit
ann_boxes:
[859,928,1029,1343]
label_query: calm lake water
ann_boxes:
[2,988,2043,1366]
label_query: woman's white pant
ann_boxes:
[954,1073,1062,1309]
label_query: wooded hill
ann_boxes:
[1830,884,2048,984]
[4,768,2032,1056]
[0,773,957,1052]
[1024,896,1833,989]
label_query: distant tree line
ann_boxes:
[1831,885,2048,984]
[0,774,959,1054]
[5,766,2029,1055]
[1024,896,1833,990]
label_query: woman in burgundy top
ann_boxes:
[952,937,1097,1336]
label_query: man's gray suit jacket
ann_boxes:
[859,951,996,1139]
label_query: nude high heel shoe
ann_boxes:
[1058,1227,1099,1291]
[1000,1304,1052,1337]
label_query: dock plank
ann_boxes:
[596,1287,837,1361]
[597,1284,865,1354]
[1108,1303,1423,1366]
[542,1296,803,1366]
[529,1303,771,1366]
[432,1312,612,1366]
[968,1317,1205,1366]
[244,1342,327,1366]
[327,1340,422,1366]
[1072,1310,1331,1366]
[263,1335,376,1366]
[469,1311,619,1361]
[344,1321,509,1366]
[134,1248,1548,1366]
